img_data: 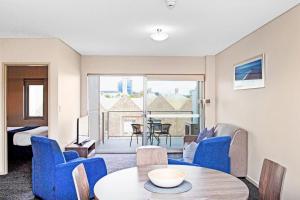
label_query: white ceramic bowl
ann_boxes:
[148,168,186,188]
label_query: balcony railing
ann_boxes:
[101,110,200,139]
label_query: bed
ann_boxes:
[7,126,48,160]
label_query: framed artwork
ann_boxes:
[234,54,265,90]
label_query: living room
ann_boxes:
[0,1,299,200]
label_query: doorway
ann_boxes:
[5,65,48,172]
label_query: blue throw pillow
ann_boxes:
[196,128,207,143]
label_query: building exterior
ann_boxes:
[100,91,198,137]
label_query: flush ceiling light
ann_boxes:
[150,28,169,42]
[165,0,177,9]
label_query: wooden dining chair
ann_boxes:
[136,146,168,166]
[259,159,286,200]
[72,163,90,200]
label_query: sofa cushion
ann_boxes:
[215,123,239,138]
[183,142,198,163]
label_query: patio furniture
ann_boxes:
[130,124,143,147]
[94,165,249,199]
[147,121,161,145]
[72,163,90,200]
[31,136,107,200]
[259,159,286,200]
[155,123,172,146]
[136,146,168,166]
[168,136,231,174]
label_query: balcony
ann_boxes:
[95,110,200,153]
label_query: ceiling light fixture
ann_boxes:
[150,28,169,42]
[165,0,177,9]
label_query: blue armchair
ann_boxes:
[31,136,107,200]
[168,136,231,173]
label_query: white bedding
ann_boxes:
[8,126,48,146]
[7,127,23,131]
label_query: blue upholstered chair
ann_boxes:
[168,136,231,173]
[31,136,107,200]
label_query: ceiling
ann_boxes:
[0,0,298,56]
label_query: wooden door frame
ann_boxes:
[1,63,49,175]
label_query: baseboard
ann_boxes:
[246,175,259,187]
[0,168,8,176]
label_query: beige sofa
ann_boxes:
[184,123,248,177]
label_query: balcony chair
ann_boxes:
[147,119,161,144]
[130,124,143,147]
[31,136,107,200]
[259,159,286,200]
[155,123,172,146]
[168,136,231,174]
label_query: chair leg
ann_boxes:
[165,135,168,144]
[151,134,153,145]
[169,134,171,146]
[130,134,133,147]
[136,134,138,144]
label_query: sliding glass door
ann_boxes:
[144,75,204,149]
[87,74,204,153]
[99,76,144,144]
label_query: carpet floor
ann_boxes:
[0,154,258,200]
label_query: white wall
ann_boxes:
[215,5,300,199]
[0,38,80,174]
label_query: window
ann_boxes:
[24,79,46,119]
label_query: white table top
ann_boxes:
[94,165,249,200]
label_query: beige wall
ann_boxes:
[0,38,80,174]
[215,5,300,199]
[57,42,81,147]
[204,56,216,128]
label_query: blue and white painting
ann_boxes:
[234,55,265,90]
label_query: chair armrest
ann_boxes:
[63,150,79,161]
[55,157,107,199]
[184,135,198,143]
[168,159,199,166]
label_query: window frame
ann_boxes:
[24,79,47,120]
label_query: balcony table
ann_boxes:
[147,121,162,144]
[94,165,249,200]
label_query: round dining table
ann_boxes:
[94,165,249,200]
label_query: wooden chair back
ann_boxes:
[72,163,90,200]
[136,146,168,166]
[259,159,286,200]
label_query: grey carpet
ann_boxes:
[0,154,258,200]
[0,160,36,200]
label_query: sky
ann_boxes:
[99,76,197,95]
